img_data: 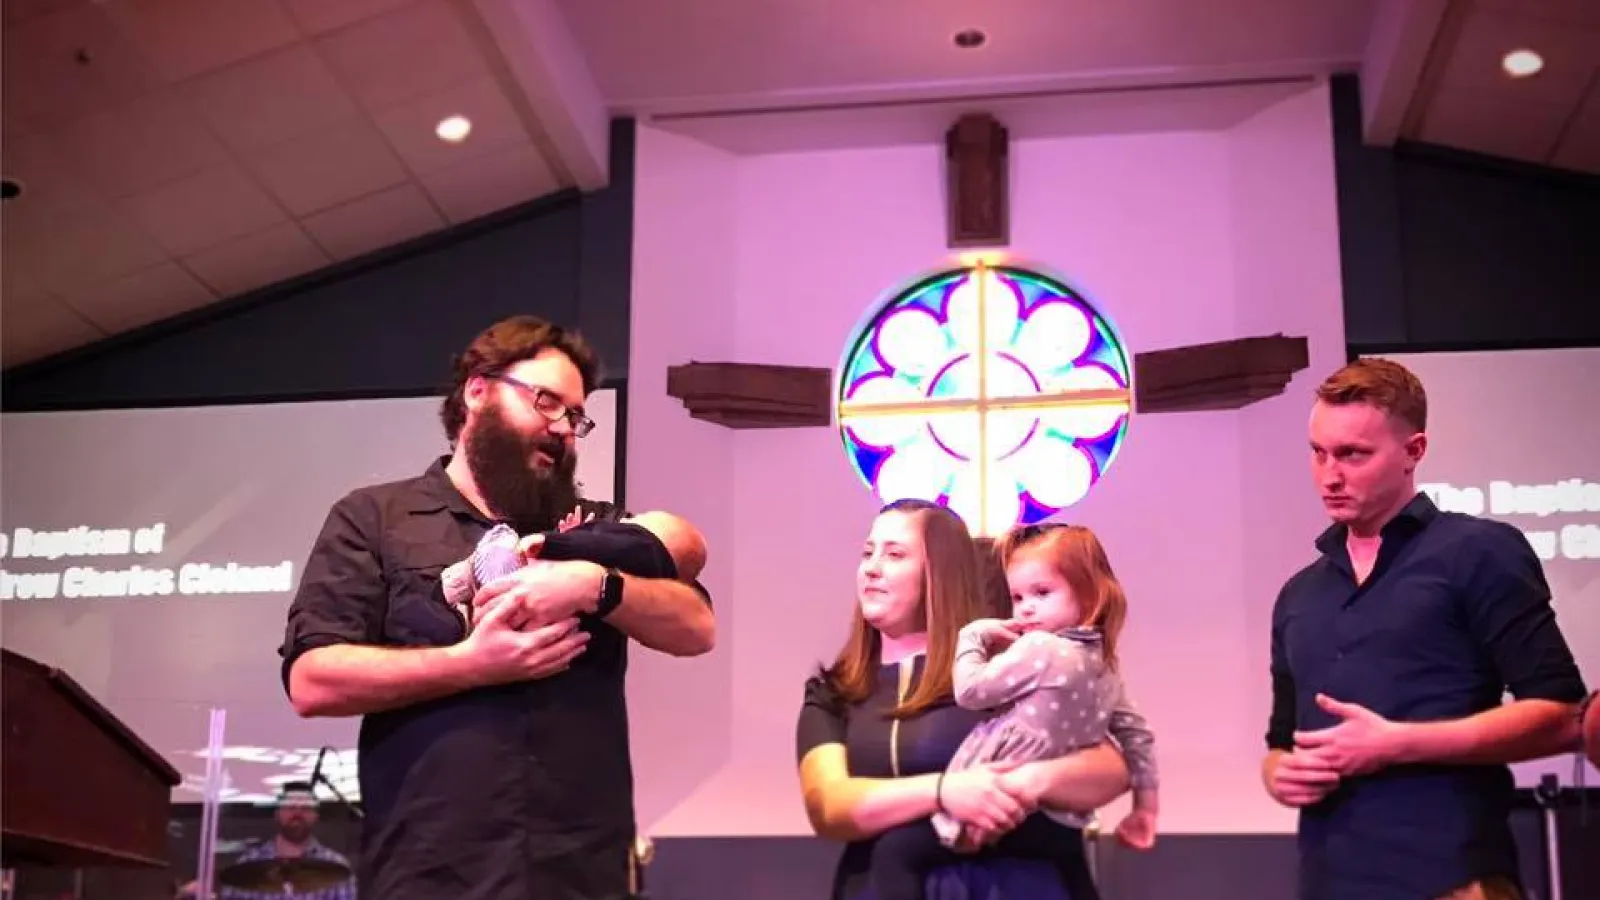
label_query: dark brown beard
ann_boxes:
[278,819,313,844]
[462,398,579,533]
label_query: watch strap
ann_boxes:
[595,567,624,618]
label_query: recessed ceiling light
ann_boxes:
[1502,49,1543,78]
[435,115,472,143]
[953,29,986,50]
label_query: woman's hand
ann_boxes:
[939,764,1033,836]
[954,760,1041,847]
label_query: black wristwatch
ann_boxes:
[595,567,624,618]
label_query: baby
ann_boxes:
[870,522,1159,900]
[441,507,707,628]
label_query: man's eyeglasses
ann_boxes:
[491,374,596,438]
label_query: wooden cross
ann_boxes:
[664,111,1310,529]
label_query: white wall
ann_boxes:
[627,83,1347,837]
[625,126,741,828]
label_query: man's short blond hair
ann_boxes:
[1314,357,1428,433]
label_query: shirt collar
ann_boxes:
[1313,491,1438,556]
[400,455,493,524]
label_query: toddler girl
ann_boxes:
[870,522,1160,900]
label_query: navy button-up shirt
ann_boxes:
[1267,493,1587,900]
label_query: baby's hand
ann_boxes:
[1113,808,1157,850]
[557,506,593,533]
[516,534,546,564]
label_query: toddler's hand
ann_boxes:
[1114,808,1157,850]
[965,618,1020,652]
[985,624,1021,651]
[949,827,981,855]
[962,618,1018,644]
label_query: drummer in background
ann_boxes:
[223,782,354,900]
[180,782,355,900]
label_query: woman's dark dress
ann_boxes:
[795,655,1100,900]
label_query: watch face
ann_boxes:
[598,568,624,614]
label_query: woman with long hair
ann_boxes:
[795,500,1130,899]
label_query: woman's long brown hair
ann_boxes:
[822,500,992,718]
[993,524,1129,670]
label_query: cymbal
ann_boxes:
[217,858,351,893]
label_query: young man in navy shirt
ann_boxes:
[1262,358,1587,900]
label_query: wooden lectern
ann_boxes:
[1,648,180,870]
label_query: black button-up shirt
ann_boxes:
[1267,493,1587,900]
[280,459,656,900]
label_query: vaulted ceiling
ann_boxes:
[3,0,1595,368]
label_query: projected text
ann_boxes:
[0,523,295,600]
[1420,478,1600,562]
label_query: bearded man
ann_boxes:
[280,316,715,900]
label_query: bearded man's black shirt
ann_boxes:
[281,457,695,900]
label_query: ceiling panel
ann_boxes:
[420,142,562,224]
[279,0,417,37]
[11,201,171,295]
[7,0,1589,371]
[242,120,412,217]
[373,77,531,175]
[1429,8,1595,100]
[181,44,362,154]
[118,165,289,257]
[1415,88,1573,166]
[1406,0,1600,173]
[1,294,105,366]
[58,262,216,333]
[1551,85,1600,172]
[181,223,331,298]
[314,0,490,113]
[299,183,445,261]
[1471,0,1600,29]
[1,132,103,225]
[100,0,301,83]
[3,0,91,27]
[1,3,163,131]
[52,91,232,197]
[1,0,573,369]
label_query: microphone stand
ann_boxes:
[1535,774,1563,900]
[309,748,364,821]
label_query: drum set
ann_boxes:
[177,855,351,899]
[181,836,654,898]
[214,857,352,896]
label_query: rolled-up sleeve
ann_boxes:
[1461,523,1588,704]
[278,491,387,692]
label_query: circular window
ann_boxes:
[835,264,1134,535]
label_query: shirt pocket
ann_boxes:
[382,543,470,648]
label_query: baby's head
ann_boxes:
[993,523,1127,667]
[623,510,707,583]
